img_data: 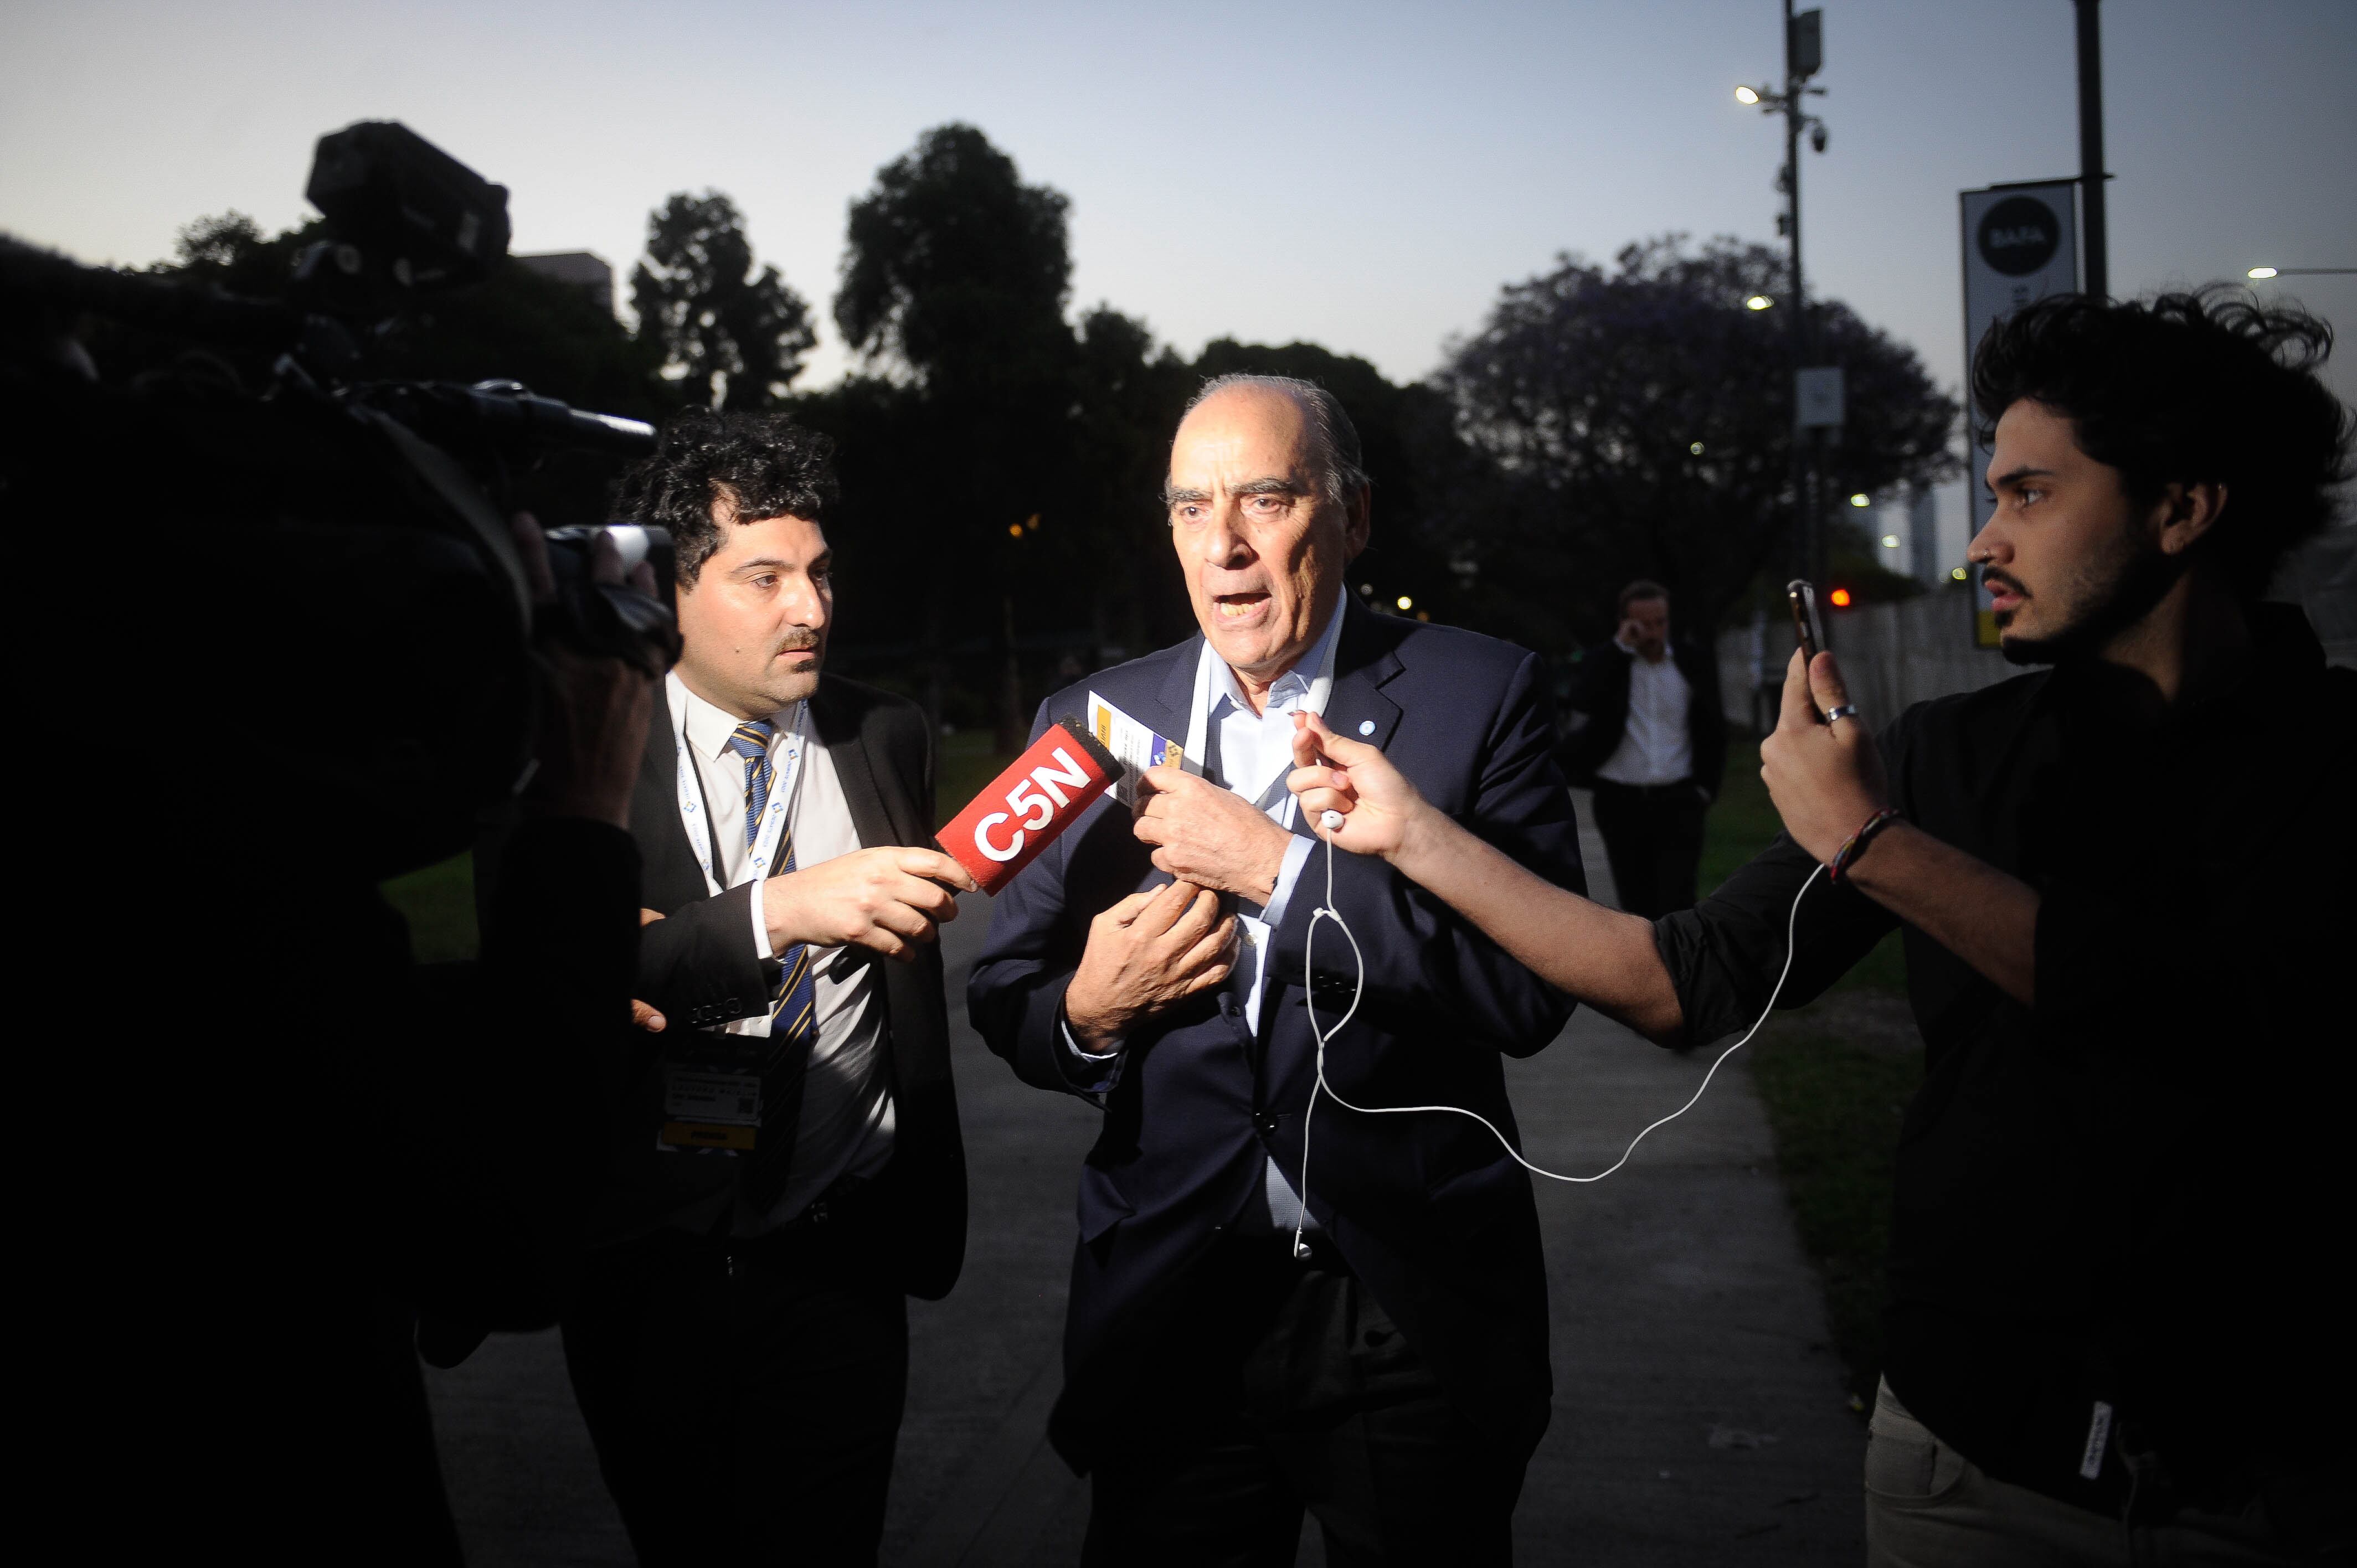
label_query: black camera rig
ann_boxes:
[0,120,677,877]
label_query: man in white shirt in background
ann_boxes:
[524,409,977,1564]
[1558,579,1728,920]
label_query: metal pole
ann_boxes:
[2075,0,2107,298]
[1782,0,1825,612]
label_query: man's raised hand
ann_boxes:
[1132,764,1291,900]
[1758,647,1891,864]
[760,847,981,963]
[1286,711,1433,863]
[1063,881,1237,1052]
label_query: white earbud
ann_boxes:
[1320,809,1345,831]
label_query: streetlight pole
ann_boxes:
[2075,0,2108,298]
[1783,0,1811,592]
[1742,8,1830,598]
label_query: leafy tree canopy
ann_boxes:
[631,192,815,410]
[1440,235,1957,650]
[835,124,1073,392]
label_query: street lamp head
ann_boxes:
[1745,295,1774,311]
[2248,266,2279,280]
[1849,492,1871,508]
[1735,85,1762,105]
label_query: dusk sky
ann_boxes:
[6,0,2351,562]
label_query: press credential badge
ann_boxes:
[658,1065,762,1153]
[1087,690,1193,804]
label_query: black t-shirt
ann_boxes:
[1653,605,2356,1512]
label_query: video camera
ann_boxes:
[0,121,676,879]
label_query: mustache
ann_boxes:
[773,631,821,653]
[1981,568,2030,599]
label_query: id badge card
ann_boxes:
[1086,691,1191,806]
[657,1055,761,1155]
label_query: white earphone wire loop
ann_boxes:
[1294,831,1822,1236]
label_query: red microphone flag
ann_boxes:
[938,718,1121,894]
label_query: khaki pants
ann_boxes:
[1864,1380,2304,1567]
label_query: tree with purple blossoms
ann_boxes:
[1438,236,1957,652]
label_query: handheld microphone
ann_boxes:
[938,717,1122,894]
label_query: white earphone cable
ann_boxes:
[1290,823,1823,1260]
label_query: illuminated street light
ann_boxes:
[1396,596,1414,611]
[2247,265,2356,278]
[1735,84,1762,105]
[1950,566,1969,582]
[1849,492,1871,507]
[1690,441,1705,455]
[2248,267,2279,279]
[1880,534,1900,549]
[1744,295,1774,311]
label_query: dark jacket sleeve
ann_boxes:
[966,703,1129,1100]
[1650,715,1907,1044]
[1555,641,1630,785]
[635,881,770,1028]
[1266,648,1583,1057]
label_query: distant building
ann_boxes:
[514,250,615,318]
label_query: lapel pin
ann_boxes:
[1358,720,1375,736]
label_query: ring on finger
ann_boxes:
[1824,704,1859,724]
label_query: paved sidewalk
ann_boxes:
[425,793,1863,1564]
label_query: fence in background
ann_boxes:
[1714,589,2011,733]
[1715,522,2357,735]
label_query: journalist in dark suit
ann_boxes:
[970,376,1583,1564]
[1557,580,1727,920]
[526,412,976,1565]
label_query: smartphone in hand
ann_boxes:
[1786,580,1828,724]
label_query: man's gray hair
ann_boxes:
[1184,373,1372,507]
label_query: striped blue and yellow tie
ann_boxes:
[724,719,821,1209]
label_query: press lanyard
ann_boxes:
[668,674,809,900]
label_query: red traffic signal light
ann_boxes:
[1828,586,1854,608]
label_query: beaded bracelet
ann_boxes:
[1829,807,1902,883]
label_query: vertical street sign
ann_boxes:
[1795,366,1845,429]
[1960,179,2080,646]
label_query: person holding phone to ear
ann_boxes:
[1292,293,2356,1565]
[1555,580,1727,921]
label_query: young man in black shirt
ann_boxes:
[1286,291,2354,1564]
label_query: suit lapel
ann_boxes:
[809,678,908,852]
[1319,601,1405,756]
[1154,635,1202,737]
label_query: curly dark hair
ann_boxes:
[1970,289,2354,599]
[610,409,840,586]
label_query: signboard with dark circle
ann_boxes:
[1975,195,2062,278]
[1959,179,2079,647]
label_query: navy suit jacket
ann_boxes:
[969,600,1583,1468]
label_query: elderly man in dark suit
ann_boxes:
[970,374,1584,1564]
[1558,580,1728,920]
[536,411,977,1565]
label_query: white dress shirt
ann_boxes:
[668,673,894,1235]
[1596,643,1695,787]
